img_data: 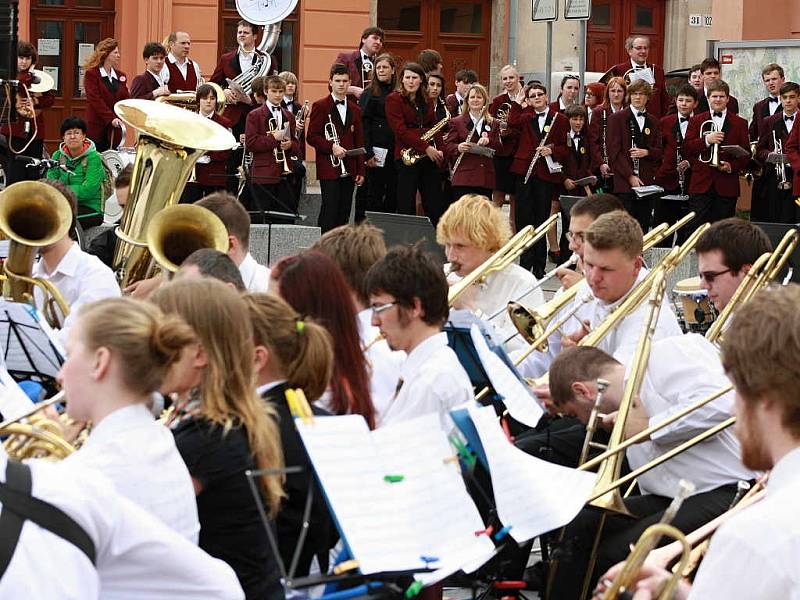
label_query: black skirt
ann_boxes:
[493,155,517,194]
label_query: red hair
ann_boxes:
[271,251,375,428]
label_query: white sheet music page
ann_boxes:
[0,361,35,421]
[296,413,494,578]
[467,404,596,543]
[469,324,544,427]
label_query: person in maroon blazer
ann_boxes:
[444,83,501,200]
[444,68,478,117]
[307,64,366,233]
[606,35,671,119]
[696,58,740,115]
[506,81,570,277]
[755,82,799,224]
[606,79,663,234]
[589,76,627,192]
[129,42,171,100]
[181,84,234,204]
[548,74,580,114]
[245,75,300,224]
[784,87,800,199]
[335,26,384,101]
[0,41,55,184]
[82,38,130,152]
[384,62,447,225]
[683,79,750,228]
[653,84,698,246]
[489,65,524,214]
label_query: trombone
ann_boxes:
[699,119,721,168]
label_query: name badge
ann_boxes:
[544,125,550,133]
[580,146,586,154]
[644,127,651,135]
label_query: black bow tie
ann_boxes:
[271,105,280,112]
[679,116,689,123]
[335,99,346,106]
[636,111,646,118]
[458,98,463,106]
[786,114,795,121]
[537,111,547,118]
[713,111,723,118]
[770,96,780,103]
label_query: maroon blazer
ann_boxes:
[655,113,693,191]
[749,96,780,142]
[784,116,800,194]
[129,71,162,100]
[756,112,795,176]
[210,49,261,128]
[193,113,234,187]
[608,61,671,118]
[2,70,55,140]
[588,105,619,173]
[561,126,593,185]
[306,95,366,181]
[507,103,570,183]
[245,103,300,185]
[684,111,750,197]
[444,112,501,188]
[384,91,444,162]
[445,93,464,118]
[335,49,372,89]
[489,92,519,157]
[606,106,663,193]
[548,99,566,114]
[83,67,130,146]
[166,58,198,93]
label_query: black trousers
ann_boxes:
[365,163,398,214]
[319,177,355,233]
[760,171,799,223]
[395,158,446,226]
[549,482,740,599]
[515,176,553,278]
[514,415,591,468]
[688,192,737,228]
[620,192,654,234]
[250,180,296,224]
[653,189,691,247]
[748,174,769,222]
[451,185,492,202]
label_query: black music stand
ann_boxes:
[752,222,800,283]
[364,212,446,263]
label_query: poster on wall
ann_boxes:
[78,43,94,66]
[41,66,59,89]
[37,38,60,56]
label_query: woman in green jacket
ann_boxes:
[47,115,107,228]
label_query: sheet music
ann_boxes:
[545,155,563,173]
[632,185,664,198]
[467,404,596,543]
[469,324,544,427]
[0,300,65,379]
[629,67,655,85]
[372,146,388,167]
[297,413,494,579]
[0,362,35,421]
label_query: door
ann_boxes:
[378,0,492,85]
[30,0,115,153]
[587,0,665,73]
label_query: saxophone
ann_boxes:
[400,106,451,166]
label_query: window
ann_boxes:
[218,1,299,74]
[440,2,482,34]
[635,6,654,28]
[591,5,611,26]
[378,0,423,31]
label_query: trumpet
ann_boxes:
[270,116,292,175]
[699,119,721,168]
[325,115,349,177]
[361,58,374,89]
[496,101,512,131]
[295,99,309,140]
[773,130,792,190]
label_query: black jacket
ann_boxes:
[360,81,395,160]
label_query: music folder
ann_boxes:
[720,144,750,158]
[632,185,665,198]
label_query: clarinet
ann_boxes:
[629,118,640,177]
[601,109,610,178]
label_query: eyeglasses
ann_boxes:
[370,301,398,316]
[529,92,546,99]
[566,231,585,243]
[698,268,731,283]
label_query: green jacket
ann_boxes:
[47,140,106,214]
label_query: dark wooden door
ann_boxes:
[587,0,665,73]
[378,0,492,85]
[30,0,115,153]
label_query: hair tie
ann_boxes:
[295,319,305,334]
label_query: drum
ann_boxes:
[673,276,716,333]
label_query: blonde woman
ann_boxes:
[152,278,286,600]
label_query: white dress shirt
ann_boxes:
[515,268,682,378]
[160,53,202,88]
[238,47,255,74]
[266,101,283,129]
[32,242,121,333]
[99,66,118,81]
[688,447,800,599]
[0,450,244,599]
[238,252,270,292]
[64,404,200,542]
[332,93,348,124]
[378,332,472,431]
[782,111,795,134]
[768,95,781,116]
[629,333,756,497]
[633,108,646,131]
[357,308,405,422]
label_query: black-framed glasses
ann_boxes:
[370,301,398,316]
[699,268,731,283]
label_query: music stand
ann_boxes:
[752,222,800,283]
[0,300,64,391]
[365,212,446,263]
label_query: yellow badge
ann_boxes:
[580,146,586,154]
[644,127,651,135]
[544,125,551,133]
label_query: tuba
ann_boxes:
[146,204,230,275]
[111,99,236,288]
[0,181,72,328]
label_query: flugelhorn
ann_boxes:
[324,115,348,176]
[699,119,721,168]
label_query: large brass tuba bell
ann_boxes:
[0,181,72,327]
[111,99,236,287]
[146,204,230,274]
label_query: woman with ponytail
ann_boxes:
[59,297,201,542]
[245,292,337,576]
[151,278,286,600]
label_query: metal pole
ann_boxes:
[509,0,518,67]
[578,18,587,101]
[546,21,553,99]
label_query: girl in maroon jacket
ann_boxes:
[82,38,130,152]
